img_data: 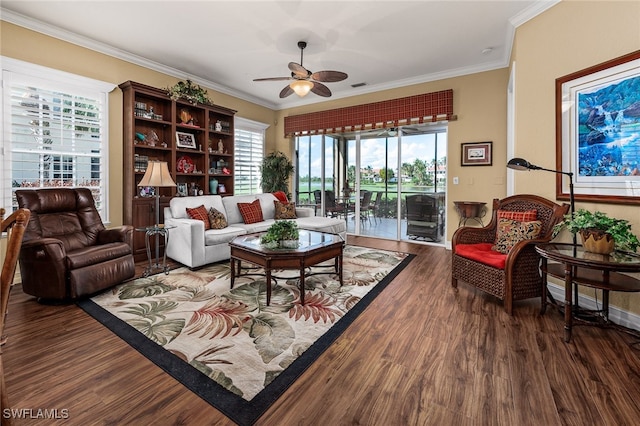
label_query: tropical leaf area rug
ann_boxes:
[78,245,414,426]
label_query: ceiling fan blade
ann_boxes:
[288,62,310,78]
[253,77,293,82]
[279,85,294,98]
[310,82,332,97]
[310,70,348,83]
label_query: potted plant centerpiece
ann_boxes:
[553,209,639,254]
[260,220,300,249]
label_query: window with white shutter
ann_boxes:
[234,117,268,195]
[1,58,114,219]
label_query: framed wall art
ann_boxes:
[176,131,197,149]
[461,141,492,166]
[556,50,640,205]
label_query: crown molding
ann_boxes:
[2,2,560,112]
[1,8,279,110]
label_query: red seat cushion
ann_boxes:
[455,243,507,269]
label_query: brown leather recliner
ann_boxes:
[16,188,135,301]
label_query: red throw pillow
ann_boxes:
[186,205,211,230]
[497,209,537,222]
[237,199,264,224]
[272,191,289,203]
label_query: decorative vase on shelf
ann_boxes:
[579,229,615,255]
[209,178,218,194]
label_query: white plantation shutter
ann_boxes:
[234,117,268,195]
[1,58,114,219]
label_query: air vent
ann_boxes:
[351,82,367,88]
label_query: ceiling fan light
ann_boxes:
[290,80,314,97]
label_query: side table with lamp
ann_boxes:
[137,161,177,277]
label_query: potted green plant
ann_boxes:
[553,209,639,253]
[165,79,213,105]
[260,151,294,198]
[260,220,300,248]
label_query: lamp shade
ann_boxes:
[506,157,533,171]
[290,80,314,97]
[138,161,176,188]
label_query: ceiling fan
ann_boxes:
[253,41,348,98]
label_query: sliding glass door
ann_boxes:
[295,126,447,245]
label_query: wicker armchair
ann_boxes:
[451,194,569,314]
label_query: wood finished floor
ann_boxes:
[3,236,640,425]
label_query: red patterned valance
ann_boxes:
[284,89,455,137]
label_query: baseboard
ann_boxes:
[547,282,640,332]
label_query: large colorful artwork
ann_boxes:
[557,50,640,204]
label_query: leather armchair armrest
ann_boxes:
[98,225,134,247]
[21,237,66,260]
[19,238,68,298]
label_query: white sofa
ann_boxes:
[164,193,347,268]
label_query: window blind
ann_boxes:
[2,59,114,218]
[234,117,269,195]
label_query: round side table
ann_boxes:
[454,201,487,227]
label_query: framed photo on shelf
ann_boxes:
[176,131,196,149]
[556,50,640,205]
[177,182,188,197]
[461,141,492,166]
[139,186,155,197]
[217,183,227,194]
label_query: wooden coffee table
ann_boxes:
[229,230,345,305]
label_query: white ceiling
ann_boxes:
[1,1,559,110]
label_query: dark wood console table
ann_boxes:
[536,243,640,342]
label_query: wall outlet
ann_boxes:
[453,176,459,185]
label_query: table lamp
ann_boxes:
[138,161,177,226]
[138,161,177,270]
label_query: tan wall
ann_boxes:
[0,22,277,227]
[275,69,511,240]
[513,0,640,313]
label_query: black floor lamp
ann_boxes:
[506,157,575,232]
[507,157,578,307]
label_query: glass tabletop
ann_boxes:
[135,224,176,232]
[230,229,343,253]
[537,243,640,268]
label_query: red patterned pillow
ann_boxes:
[493,218,542,254]
[186,205,211,230]
[274,200,297,219]
[237,199,264,224]
[497,209,537,222]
